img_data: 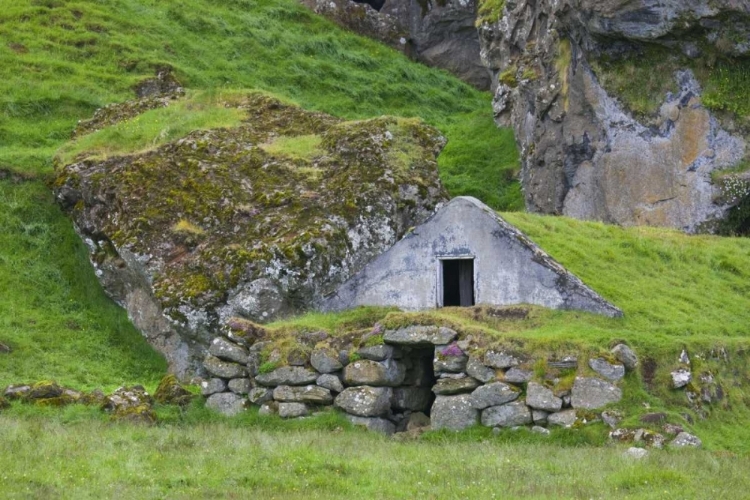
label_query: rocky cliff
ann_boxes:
[302,0,492,89]
[478,0,750,233]
[54,91,448,378]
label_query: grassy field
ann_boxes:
[1,412,748,499]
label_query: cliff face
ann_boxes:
[54,92,448,378]
[301,0,492,89]
[478,0,750,232]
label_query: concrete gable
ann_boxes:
[322,197,622,317]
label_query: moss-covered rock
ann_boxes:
[54,92,448,378]
[102,385,157,424]
[153,374,194,407]
[0,396,9,411]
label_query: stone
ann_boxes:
[154,374,194,406]
[334,386,392,417]
[357,344,394,361]
[391,387,432,412]
[679,349,691,365]
[316,374,344,393]
[671,368,692,388]
[601,410,623,429]
[670,432,702,448]
[547,409,578,428]
[465,356,496,383]
[286,349,308,367]
[278,402,309,418]
[547,357,578,370]
[208,337,249,365]
[310,348,343,374]
[588,358,625,382]
[611,344,638,371]
[571,377,622,409]
[343,359,406,387]
[255,366,319,386]
[346,415,396,435]
[228,378,252,395]
[624,447,648,459]
[532,426,551,435]
[248,387,273,405]
[201,378,227,396]
[431,394,478,431]
[3,384,31,400]
[470,382,519,410]
[258,401,278,416]
[406,412,431,431]
[273,385,333,405]
[383,326,457,346]
[663,423,684,435]
[484,351,520,369]
[205,392,246,417]
[481,401,532,428]
[203,355,247,379]
[635,429,666,449]
[532,410,549,424]
[26,381,64,400]
[503,367,533,384]
[525,382,563,412]
[434,344,468,373]
[432,376,480,395]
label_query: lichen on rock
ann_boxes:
[54,91,448,377]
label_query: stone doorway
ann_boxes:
[440,258,475,307]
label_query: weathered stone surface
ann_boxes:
[589,358,625,382]
[316,374,344,393]
[3,384,31,400]
[55,93,448,379]
[672,368,692,389]
[478,0,748,233]
[383,326,457,346]
[273,385,333,404]
[431,394,478,431]
[334,386,392,417]
[391,387,432,412]
[466,356,496,383]
[548,357,578,370]
[310,348,343,374]
[206,392,246,417]
[434,344,468,373]
[228,378,252,395]
[484,351,520,369]
[503,367,532,384]
[432,376,480,395]
[532,410,549,424]
[481,401,532,428]
[526,382,563,412]
[203,355,247,379]
[670,432,702,448]
[278,402,309,418]
[248,387,273,405]
[255,366,319,387]
[343,359,406,387]
[357,344,394,361]
[470,382,519,410]
[571,377,622,409]
[532,425,551,435]
[547,409,578,428]
[346,415,396,435]
[611,344,639,371]
[208,337,249,365]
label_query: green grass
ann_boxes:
[0,0,520,209]
[0,180,166,390]
[1,413,748,499]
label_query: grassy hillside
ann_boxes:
[0,0,520,208]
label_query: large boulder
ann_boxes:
[205,392,247,417]
[344,359,407,387]
[255,366,319,387]
[478,0,750,233]
[525,382,563,412]
[480,401,532,427]
[273,385,334,404]
[470,382,519,410]
[54,93,448,378]
[383,326,457,346]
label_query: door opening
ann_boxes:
[441,259,474,307]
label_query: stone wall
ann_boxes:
[203,322,641,436]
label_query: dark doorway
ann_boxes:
[352,0,385,11]
[442,259,474,307]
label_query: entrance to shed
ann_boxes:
[441,258,475,307]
